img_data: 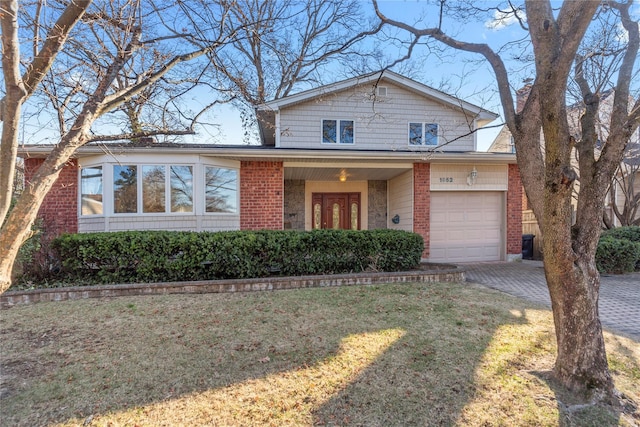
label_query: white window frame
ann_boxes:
[110,163,196,216]
[408,122,439,146]
[202,164,239,215]
[78,164,104,217]
[321,119,355,145]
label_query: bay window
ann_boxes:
[80,163,234,216]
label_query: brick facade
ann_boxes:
[24,158,78,237]
[413,163,430,259]
[507,164,523,257]
[240,161,284,230]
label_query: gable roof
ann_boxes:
[257,70,498,146]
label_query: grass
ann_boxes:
[0,281,638,426]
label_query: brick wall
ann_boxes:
[24,158,78,237]
[240,161,284,230]
[413,163,430,258]
[507,164,523,256]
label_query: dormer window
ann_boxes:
[322,119,354,144]
[409,122,439,146]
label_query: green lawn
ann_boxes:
[1,281,638,426]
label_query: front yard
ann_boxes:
[1,281,638,426]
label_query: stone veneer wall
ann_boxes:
[367,180,387,229]
[283,179,305,230]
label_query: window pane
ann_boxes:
[322,120,337,143]
[409,123,423,145]
[340,120,354,144]
[425,123,438,145]
[351,202,358,230]
[80,166,103,215]
[205,167,238,213]
[170,166,193,212]
[142,165,166,213]
[114,165,137,213]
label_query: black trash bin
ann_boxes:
[522,234,535,260]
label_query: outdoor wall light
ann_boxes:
[339,169,348,182]
[467,166,478,186]
[392,214,400,224]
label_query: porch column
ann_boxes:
[507,163,523,260]
[23,158,79,237]
[240,161,284,230]
[413,163,430,259]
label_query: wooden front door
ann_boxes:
[312,193,360,230]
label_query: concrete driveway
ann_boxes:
[465,260,640,341]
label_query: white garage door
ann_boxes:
[429,192,503,263]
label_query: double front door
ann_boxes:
[312,192,360,230]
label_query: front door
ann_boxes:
[312,193,360,230]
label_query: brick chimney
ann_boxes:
[516,79,533,113]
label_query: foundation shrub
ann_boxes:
[596,233,640,274]
[601,225,640,243]
[51,229,424,285]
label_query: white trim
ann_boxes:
[275,112,281,148]
[33,145,517,164]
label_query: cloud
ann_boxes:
[485,8,527,30]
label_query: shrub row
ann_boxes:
[51,229,424,285]
[596,226,640,274]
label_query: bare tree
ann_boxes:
[0,0,240,292]
[172,0,379,142]
[372,0,640,399]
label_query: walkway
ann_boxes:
[465,260,640,341]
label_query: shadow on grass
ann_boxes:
[528,331,640,427]
[0,281,616,426]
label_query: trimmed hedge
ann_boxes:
[596,226,640,274]
[51,229,424,285]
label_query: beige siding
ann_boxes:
[431,164,508,191]
[79,215,239,233]
[387,170,413,231]
[277,82,477,151]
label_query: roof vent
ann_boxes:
[376,86,387,97]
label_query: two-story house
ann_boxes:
[20,71,522,263]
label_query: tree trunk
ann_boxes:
[0,159,67,293]
[544,248,613,396]
[541,161,614,397]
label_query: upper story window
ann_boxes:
[322,119,354,144]
[409,122,439,146]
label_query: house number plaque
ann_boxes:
[439,177,454,183]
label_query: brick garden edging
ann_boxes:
[1,266,464,308]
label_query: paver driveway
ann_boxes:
[465,260,640,341]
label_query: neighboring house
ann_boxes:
[20,71,523,263]
[489,87,640,258]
